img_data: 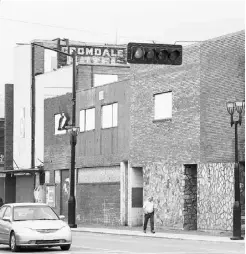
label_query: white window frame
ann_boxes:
[102,103,118,129]
[154,91,172,120]
[80,108,95,132]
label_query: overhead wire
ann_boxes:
[0,16,161,43]
[0,17,110,36]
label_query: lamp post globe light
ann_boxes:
[226,100,245,240]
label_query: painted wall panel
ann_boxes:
[13,45,32,169]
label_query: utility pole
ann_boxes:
[68,50,77,228]
[31,42,78,228]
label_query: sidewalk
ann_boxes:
[71,224,245,244]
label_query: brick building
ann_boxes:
[44,64,130,223]
[129,30,245,232]
[43,30,244,232]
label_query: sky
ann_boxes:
[0,0,245,98]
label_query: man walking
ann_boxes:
[143,196,155,233]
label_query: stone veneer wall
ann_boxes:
[197,163,234,232]
[144,162,244,232]
[144,162,184,229]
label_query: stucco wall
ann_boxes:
[13,46,32,169]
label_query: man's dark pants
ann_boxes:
[144,212,154,231]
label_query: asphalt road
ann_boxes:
[0,231,244,254]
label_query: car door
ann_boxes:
[1,206,12,243]
[0,206,7,243]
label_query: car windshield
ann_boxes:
[13,206,59,221]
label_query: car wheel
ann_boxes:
[60,244,71,251]
[9,232,20,252]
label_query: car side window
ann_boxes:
[3,207,11,218]
[0,206,6,219]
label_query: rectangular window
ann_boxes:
[93,74,118,87]
[102,103,118,129]
[80,108,95,132]
[154,92,172,120]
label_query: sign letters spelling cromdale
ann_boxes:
[59,45,127,66]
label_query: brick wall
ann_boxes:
[200,30,245,163]
[129,44,201,166]
[129,30,245,166]
[4,84,16,203]
[4,84,14,171]
[77,65,130,91]
[44,93,72,171]
[76,183,120,225]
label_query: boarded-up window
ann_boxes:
[154,91,172,120]
[93,74,118,87]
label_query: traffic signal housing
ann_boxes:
[127,42,182,65]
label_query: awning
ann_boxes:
[0,167,43,175]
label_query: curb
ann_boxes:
[71,228,245,244]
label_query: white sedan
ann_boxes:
[0,203,72,252]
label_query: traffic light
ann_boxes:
[127,42,182,65]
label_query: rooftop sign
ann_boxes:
[59,45,127,66]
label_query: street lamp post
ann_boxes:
[67,50,78,228]
[31,42,78,228]
[226,100,245,240]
